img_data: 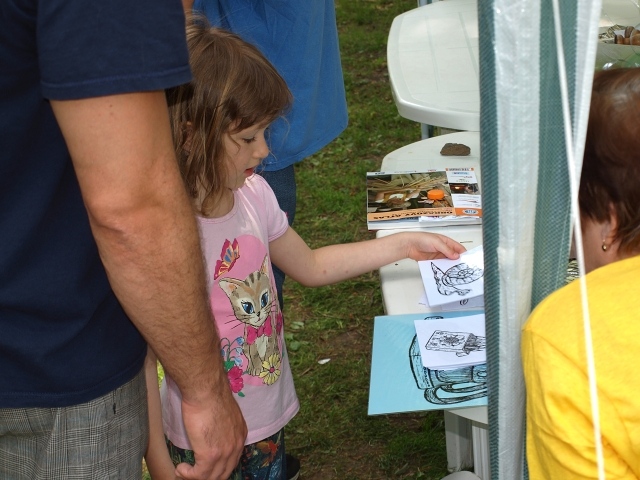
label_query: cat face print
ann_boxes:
[219,255,273,328]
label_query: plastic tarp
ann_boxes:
[478,0,603,477]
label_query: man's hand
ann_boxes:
[176,387,247,479]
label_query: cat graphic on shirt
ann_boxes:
[219,255,281,379]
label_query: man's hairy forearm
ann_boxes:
[90,190,227,402]
[51,92,227,403]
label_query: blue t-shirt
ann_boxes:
[0,0,191,407]
[193,0,349,171]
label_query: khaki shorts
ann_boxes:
[0,367,148,479]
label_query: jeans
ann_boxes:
[166,427,287,480]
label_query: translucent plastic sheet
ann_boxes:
[478,0,605,478]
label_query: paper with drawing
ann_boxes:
[368,311,487,415]
[419,245,484,307]
[414,313,486,370]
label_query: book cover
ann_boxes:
[368,311,487,415]
[366,169,482,230]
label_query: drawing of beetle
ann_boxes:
[426,330,486,357]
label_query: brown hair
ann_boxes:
[579,67,640,254]
[166,16,292,216]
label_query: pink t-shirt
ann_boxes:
[161,175,299,447]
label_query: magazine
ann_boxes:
[366,169,482,230]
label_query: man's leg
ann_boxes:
[0,367,148,480]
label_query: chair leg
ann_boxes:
[444,411,474,472]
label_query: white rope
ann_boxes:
[550,0,605,478]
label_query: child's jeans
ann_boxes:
[166,427,286,480]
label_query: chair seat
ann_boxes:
[441,471,482,480]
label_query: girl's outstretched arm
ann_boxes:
[270,228,465,288]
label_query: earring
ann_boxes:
[602,241,608,252]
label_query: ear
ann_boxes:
[601,204,619,245]
[219,277,243,297]
[260,255,270,275]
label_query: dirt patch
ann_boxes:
[328,328,368,351]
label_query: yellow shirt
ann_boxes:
[522,255,640,479]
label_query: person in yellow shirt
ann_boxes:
[522,67,640,479]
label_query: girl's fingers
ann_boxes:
[436,235,463,259]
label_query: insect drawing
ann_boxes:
[425,330,486,357]
[431,262,483,296]
[409,334,487,406]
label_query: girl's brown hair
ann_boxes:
[166,16,292,216]
[579,67,640,254]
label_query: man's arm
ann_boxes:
[50,91,246,480]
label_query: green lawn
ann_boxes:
[281,1,452,478]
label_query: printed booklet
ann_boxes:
[366,169,482,230]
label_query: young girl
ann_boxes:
[145,19,466,480]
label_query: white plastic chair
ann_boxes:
[441,471,482,480]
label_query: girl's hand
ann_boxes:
[405,232,466,262]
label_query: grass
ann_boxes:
[282,1,451,478]
[146,1,451,478]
